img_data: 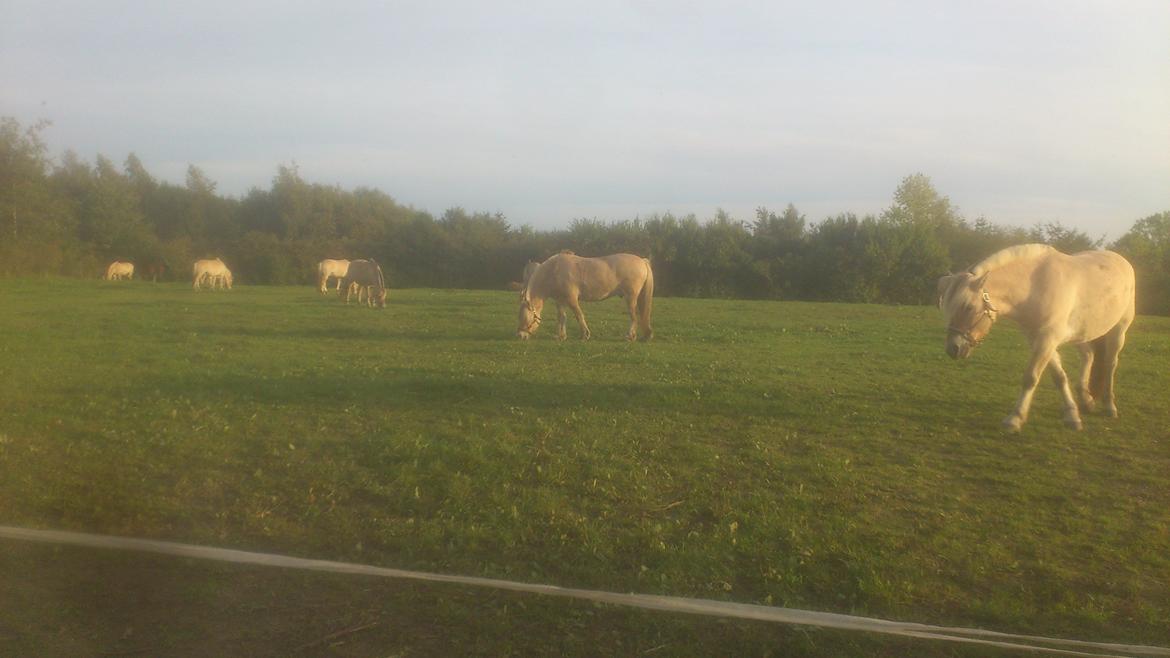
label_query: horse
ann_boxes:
[340,259,387,308]
[105,261,134,281]
[937,244,1135,431]
[517,252,654,341]
[193,258,231,290]
[317,259,350,294]
[212,268,233,290]
[141,262,166,282]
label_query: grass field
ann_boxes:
[1,278,1168,657]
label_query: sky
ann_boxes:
[2,1,1168,238]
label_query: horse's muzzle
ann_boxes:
[517,330,530,340]
[945,336,972,360]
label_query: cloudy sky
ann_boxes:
[3,1,1167,237]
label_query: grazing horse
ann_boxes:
[142,262,167,282]
[517,252,654,341]
[105,261,134,281]
[937,244,1135,431]
[317,259,350,294]
[193,258,231,290]
[340,259,387,308]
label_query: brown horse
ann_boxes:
[340,259,387,308]
[938,244,1135,431]
[517,252,654,341]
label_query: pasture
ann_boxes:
[1,278,1168,657]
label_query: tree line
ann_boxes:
[4,117,1169,313]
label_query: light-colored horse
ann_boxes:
[105,261,134,281]
[211,268,233,290]
[193,258,231,290]
[340,259,387,308]
[517,252,654,341]
[318,259,350,294]
[938,244,1135,431]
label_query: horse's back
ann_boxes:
[1055,249,1135,338]
[540,253,648,301]
[346,259,384,286]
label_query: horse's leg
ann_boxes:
[1004,339,1058,432]
[1101,321,1132,418]
[568,298,590,340]
[1047,350,1083,430]
[1075,343,1096,412]
[556,304,568,341]
[624,292,639,341]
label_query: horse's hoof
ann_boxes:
[1002,416,1023,432]
[1105,406,1119,418]
[1064,416,1084,431]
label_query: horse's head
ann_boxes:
[516,296,543,339]
[373,287,387,308]
[938,272,998,359]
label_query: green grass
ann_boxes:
[1,278,1168,657]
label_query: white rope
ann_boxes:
[3,525,1167,657]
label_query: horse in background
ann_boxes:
[938,244,1135,431]
[193,258,232,290]
[340,259,387,308]
[105,261,134,281]
[318,259,350,294]
[142,262,167,282]
[517,252,653,341]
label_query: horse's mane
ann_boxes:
[968,244,1056,276]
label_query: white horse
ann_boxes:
[317,259,350,294]
[105,261,134,281]
[193,258,231,290]
[938,244,1135,431]
[518,252,654,341]
[211,268,233,290]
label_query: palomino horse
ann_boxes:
[193,258,232,290]
[938,244,1135,431]
[317,259,350,294]
[518,252,654,341]
[105,261,134,281]
[340,259,387,308]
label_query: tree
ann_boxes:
[0,118,76,274]
[883,173,960,228]
[1112,211,1170,314]
[1028,221,1102,253]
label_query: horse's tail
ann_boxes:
[637,258,654,341]
[1087,335,1110,400]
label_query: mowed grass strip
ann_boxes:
[1,278,1168,656]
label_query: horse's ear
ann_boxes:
[974,271,990,289]
[936,274,954,297]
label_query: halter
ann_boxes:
[947,290,998,346]
[522,299,542,326]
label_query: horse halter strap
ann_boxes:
[948,290,999,346]
[523,299,542,325]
